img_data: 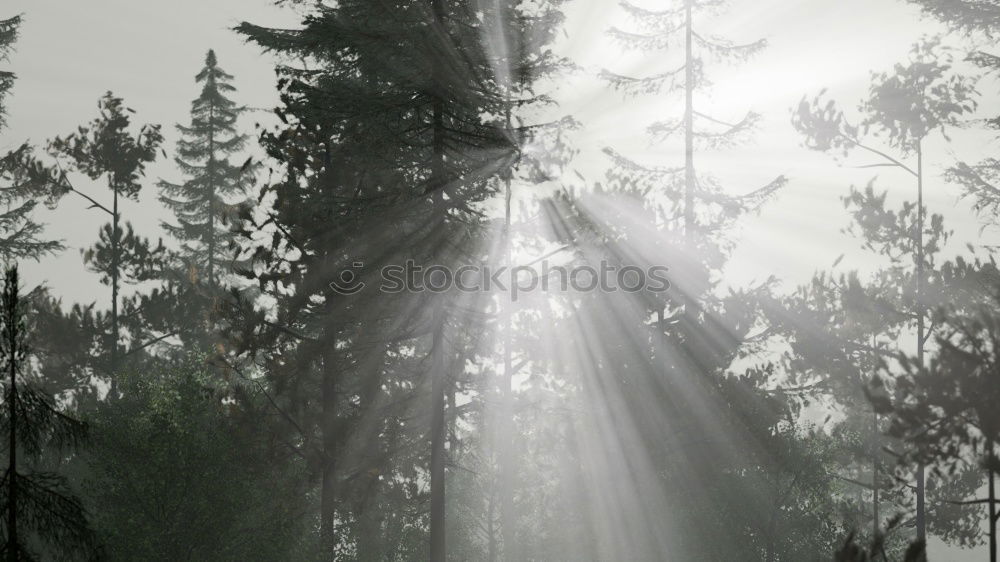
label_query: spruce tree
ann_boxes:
[0,15,62,261]
[575,1,792,556]
[0,265,95,561]
[237,1,569,558]
[0,15,17,132]
[159,49,252,293]
[603,0,784,252]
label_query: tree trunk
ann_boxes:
[109,188,120,397]
[989,437,996,562]
[6,271,17,562]
[872,410,880,538]
[356,337,387,562]
[499,176,516,562]
[207,103,217,292]
[428,9,448,552]
[429,295,447,562]
[683,0,694,242]
[871,335,880,538]
[915,140,926,543]
[321,342,340,557]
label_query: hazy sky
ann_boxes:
[2,0,996,558]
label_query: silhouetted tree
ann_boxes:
[793,36,978,542]
[238,2,568,559]
[0,265,95,560]
[159,49,253,295]
[0,16,62,261]
[47,93,164,390]
[880,259,1000,561]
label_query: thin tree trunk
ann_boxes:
[429,295,447,562]
[207,103,216,291]
[356,336,387,562]
[989,437,996,562]
[321,342,340,556]
[110,188,120,396]
[428,9,448,552]
[872,334,880,538]
[487,481,498,562]
[915,140,926,543]
[499,175,516,562]
[683,0,694,242]
[873,410,880,538]
[6,271,17,562]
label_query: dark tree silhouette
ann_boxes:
[0,16,62,261]
[159,49,253,293]
[47,93,164,389]
[0,265,95,561]
[237,1,569,558]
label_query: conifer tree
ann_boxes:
[603,0,784,253]
[578,2,792,556]
[0,15,62,261]
[159,49,252,293]
[794,36,978,543]
[0,265,95,561]
[47,93,164,388]
[881,259,1000,561]
[238,1,568,558]
[0,15,17,133]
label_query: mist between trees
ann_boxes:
[0,0,999,561]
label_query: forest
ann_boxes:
[0,0,999,560]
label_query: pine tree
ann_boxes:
[905,2,1000,232]
[563,1,795,556]
[602,0,784,253]
[794,36,978,543]
[0,15,63,261]
[237,1,568,558]
[0,15,17,132]
[880,259,1000,562]
[159,49,252,293]
[0,265,95,561]
[48,93,164,388]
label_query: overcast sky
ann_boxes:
[2,0,996,557]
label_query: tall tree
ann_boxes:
[768,266,909,542]
[603,0,784,249]
[47,93,164,389]
[0,15,63,261]
[237,1,568,558]
[880,259,1000,561]
[0,265,95,560]
[159,49,252,296]
[793,36,977,542]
